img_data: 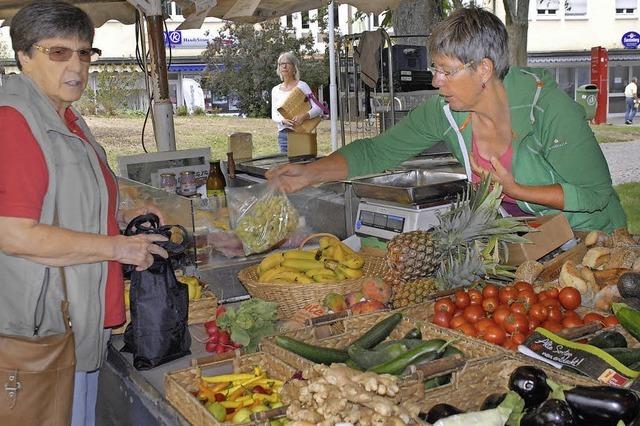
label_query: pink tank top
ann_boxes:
[471,134,527,216]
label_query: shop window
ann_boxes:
[616,0,637,14]
[558,67,576,98]
[565,0,587,17]
[537,0,560,16]
[373,13,380,27]
[576,66,590,87]
[285,14,293,28]
[301,11,310,29]
[609,65,629,94]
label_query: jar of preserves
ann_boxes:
[159,173,177,193]
[178,171,197,196]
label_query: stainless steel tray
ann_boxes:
[351,170,467,204]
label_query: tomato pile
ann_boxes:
[431,281,619,350]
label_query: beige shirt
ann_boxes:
[624,81,638,98]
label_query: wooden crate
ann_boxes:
[164,352,295,426]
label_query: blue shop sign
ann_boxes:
[621,31,640,49]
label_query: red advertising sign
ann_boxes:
[590,47,608,124]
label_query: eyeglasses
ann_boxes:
[278,62,293,68]
[428,60,474,80]
[32,44,102,63]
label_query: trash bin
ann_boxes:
[575,84,599,120]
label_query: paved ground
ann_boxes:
[601,140,640,185]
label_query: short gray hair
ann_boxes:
[276,52,300,81]
[10,0,95,70]
[429,6,509,80]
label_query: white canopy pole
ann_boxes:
[328,1,339,151]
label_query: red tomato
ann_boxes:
[546,288,560,299]
[517,290,538,306]
[528,318,540,333]
[503,338,519,350]
[499,287,518,305]
[434,298,456,314]
[558,287,582,310]
[514,281,534,293]
[492,306,512,326]
[482,325,507,346]
[512,332,527,345]
[504,313,529,334]
[542,298,562,310]
[482,284,499,299]
[463,305,486,323]
[468,289,483,305]
[562,316,584,329]
[528,303,549,322]
[455,323,477,337]
[548,307,564,323]
[450,315,468,329]
[583,312,605,325]
[602,315,619,327]
[537,290,551,301]
[482,296,499,313]
[432,311,452,328]
[454,290,471,310]
[510,303,528,315]
[475,318,496,333]
[541,320,563,333]
[563,310,581,321]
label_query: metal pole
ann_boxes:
[328,1,339,152]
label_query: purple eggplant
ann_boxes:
[508,366,551,408]
[520,399,575,426]
[565,385,640,426]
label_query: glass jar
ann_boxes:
[159,173,177,193]
[178,171,197,196]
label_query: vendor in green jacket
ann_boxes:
[267,6,626,233]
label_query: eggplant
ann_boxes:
[520,399,575,426]
[480,392,506,410]
[420,403,464,423]
[508,366,551,408]
[565,385,640,426]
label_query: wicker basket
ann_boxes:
[261,310,505,398]
[112,283,218,335]
[238,254,386,320]
[165,351,296,426]
[423,353,599,413]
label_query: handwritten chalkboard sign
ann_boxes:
[520,328,638,388]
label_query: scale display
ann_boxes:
[358,210,405,233]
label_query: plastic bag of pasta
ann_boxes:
[226,182,299,255]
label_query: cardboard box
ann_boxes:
[287,132,317,159]
[228,132,253,161]
[505,214,574,266]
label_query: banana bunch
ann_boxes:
[177,275,203,301]
[256,235,365,284]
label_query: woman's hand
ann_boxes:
[470,154,519,197]
[266,163,313,193]
[291,113,309,127]
[282,118,294,127]
[112,234,169,271]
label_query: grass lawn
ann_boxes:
[615,183,640,234]
[591,124,640,143]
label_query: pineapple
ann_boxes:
[390,277,438,309]
[386,177,530,299]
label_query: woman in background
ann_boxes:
[271,51,323,153]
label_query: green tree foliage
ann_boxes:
[76,66,141,116]
[202,20,328,118]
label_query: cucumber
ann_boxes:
[403,328,422,340]
[349,312,403,349]
[374,338,425,351]
[345,359,364,371]
[275,336,349,365]
[440,345,464,358]
[348,343,407,370]
[612,303,640,344]
[369,339,449,375]
[602,348,640,368]
[588,330,628,349]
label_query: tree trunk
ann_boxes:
[391,0,446,48]
[503,0,530,67]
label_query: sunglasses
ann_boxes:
[32,44,102,63]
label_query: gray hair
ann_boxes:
[633,77,638,83]
[10,0,95,70]
[276,52,300,81]
[429,6,509,80]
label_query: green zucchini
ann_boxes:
[588,330,628,349]
[348,343,407,370]
[369,338,449,375]
[602,348,640,368]
[403,328,422,340]
[440,345,464,358]
[275,336,349,365]
[612,303,640,344]
[345,359,363,371]
[348,312,403,349]
[374,338,425,351]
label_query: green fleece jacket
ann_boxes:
[339,67,626,233]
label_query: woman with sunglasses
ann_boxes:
[268,6,625,233]
[271,51,323,153]
[0,2,167,424]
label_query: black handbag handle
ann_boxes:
[124,214,189,254]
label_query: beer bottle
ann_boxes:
[206,160,226,207]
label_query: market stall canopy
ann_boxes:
[0,0,402,28]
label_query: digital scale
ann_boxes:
[350,169,467,242]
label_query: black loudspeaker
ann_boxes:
[379,45,435,92]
